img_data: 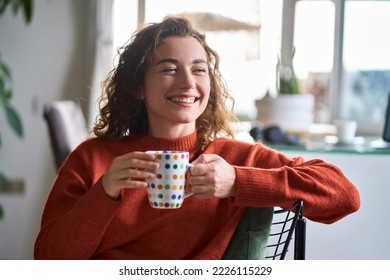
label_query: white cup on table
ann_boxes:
[334,119,357,144]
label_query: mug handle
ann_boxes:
[184,163,194,199]
[184,192,194,199]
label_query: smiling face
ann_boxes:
[140,36,211,138]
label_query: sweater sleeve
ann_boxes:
[229,143,360,224]
[34,157,121,259]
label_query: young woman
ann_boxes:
[34,16,360,260]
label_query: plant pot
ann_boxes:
[255,94,314,132]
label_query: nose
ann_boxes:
[178,69,195,89]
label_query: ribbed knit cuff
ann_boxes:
[233,167,286,208]
[72,177,121,230]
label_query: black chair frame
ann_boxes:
[265,200,306,260]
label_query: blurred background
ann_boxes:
[1,0,389,259]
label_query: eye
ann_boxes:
[161,68,177,74]
[193,67,207,74]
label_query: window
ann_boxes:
[341,0,390,135]
[294,0,335,123]
[294,0,390,135]
[112,0,138,59]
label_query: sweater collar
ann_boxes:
[129,130,198,154]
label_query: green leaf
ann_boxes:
[0,88,13,101]
[11,0,21,15]
[0,59,13,101]
[0,0,12,15]
[0,0,32,23]
[4,103,23,137]
[21,0,32,23]
[0,78,4,95]
[0,59,12,81]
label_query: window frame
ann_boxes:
[285,0,390,135]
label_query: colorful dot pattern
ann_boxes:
[146,151,190,209]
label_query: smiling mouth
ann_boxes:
[169,97,199,104]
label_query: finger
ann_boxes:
[190,186,214,200]
[130,168,156,181]
[189,158,219,176]
[116,166,156,181]
[124,158,159,171]
[190,184,208,193]
[188,173,210,185]
[117,178,149,190]
[120,151,156,161]
[191,154,221,165]
[102,167,151,198]
[115,154,159,171]
[106,168,153,190]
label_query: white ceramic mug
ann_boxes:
[334,119,357,144]
[146,151,193,209]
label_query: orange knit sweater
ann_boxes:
[34,131,360,259]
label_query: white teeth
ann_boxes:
[170,97,196,103]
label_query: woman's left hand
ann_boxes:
[188,154,236,199]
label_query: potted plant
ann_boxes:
[255,53,314,133]
[277,59,301,94]
[0,0,33,219]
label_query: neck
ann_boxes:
[148,123,196,139]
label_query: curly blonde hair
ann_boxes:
[93,16,238,152]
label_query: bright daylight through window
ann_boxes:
[341,1,390,135]
[113,0,390,136]
[294,0,390,135]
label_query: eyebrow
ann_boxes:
[155,58,208,65]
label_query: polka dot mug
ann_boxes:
[146,151,193,209]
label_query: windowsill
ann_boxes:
[234,121,390,155]
[266,136,390,155]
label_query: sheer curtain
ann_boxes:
[89,0,114,126]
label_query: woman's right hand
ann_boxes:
[102,151,159,199]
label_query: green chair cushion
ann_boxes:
[222,207,274,260]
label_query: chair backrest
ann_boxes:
[265,200,306,260]
[43,100,89,170]
[222,200,306,260]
